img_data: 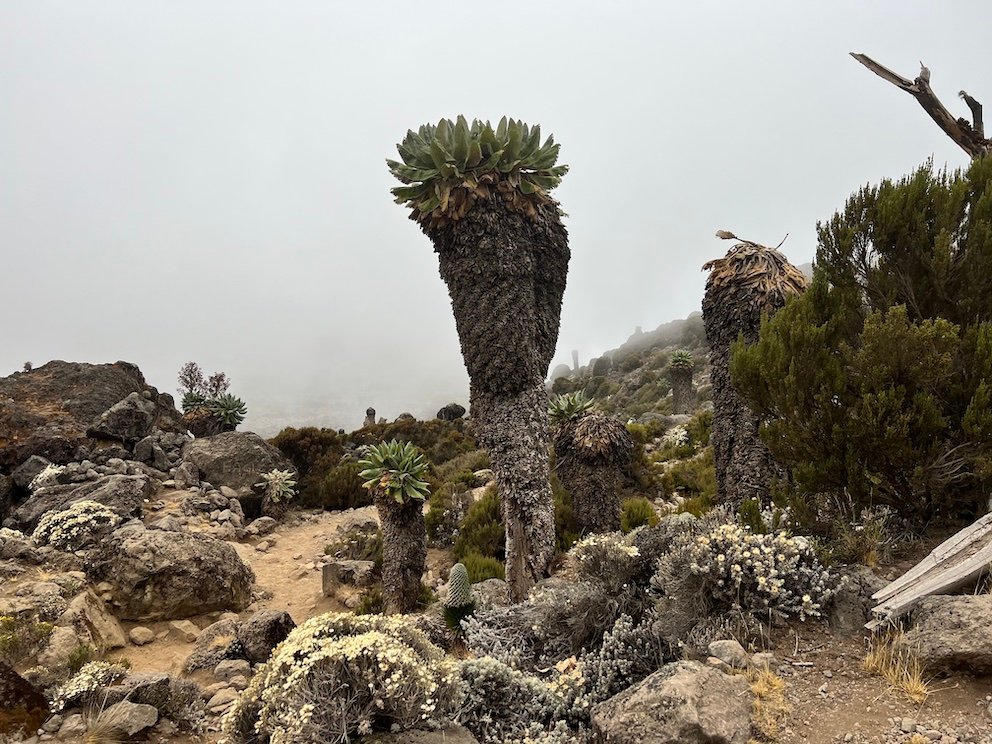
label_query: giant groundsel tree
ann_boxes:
[388,116,569,600]
[702,231,809,508]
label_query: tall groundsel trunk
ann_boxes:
[374,492,427,614]
[430,199,569,600]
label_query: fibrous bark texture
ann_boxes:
[702,239,808,508]
[553,412,634,535]
[374,493,427,614]
[473,383,556,601]
[669,367,695,415]
[427,198,569,600]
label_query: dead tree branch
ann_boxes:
[851,52,990,159]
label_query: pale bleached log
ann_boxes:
[867,512,992,629]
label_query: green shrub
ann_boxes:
[461,552,505,582]
[67,643,94,674]
[620,497,659,533]
[552,474,581,552]
[305,460,371,511]
[354,586,384,615]
[0,615,54,665]
[685,409,713,446]
[453,487,504,562]
[661,447,717,505]
[731,158,992,523]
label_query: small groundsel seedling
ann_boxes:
[358,440,431,503]
[256,469,297,503]
[32,500,122,551]
[548,391,594,426]
[441,563,476,633]
[222,613,461,744]
[29,464,65,492]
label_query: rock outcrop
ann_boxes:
[591,661,752,744]
[86,526,255,620]
[898,594,992,674]
[9,473,152,532]
[0,361,183,472]
[181,432,296,493]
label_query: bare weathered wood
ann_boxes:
[867,512,992,628]
[851,52,991,159]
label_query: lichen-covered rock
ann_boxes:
[57,589,128,650]
[182,619,244,672]
[87,392,158,444]
[236,609,296,664]
[591,660,752,744]
[0,360,183,471]
[85,527,254,620]
[181,431,296,494]
[898,594,992,674]
[10,473,151,532]
[828,566,886,635]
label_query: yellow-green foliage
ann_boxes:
[0,614,54,665]
[620,497,659,533]
[661,446,717,506]
[454,487,504,563]
[313,460,371,511]
[461,551,505,582]
[552,473,581,552]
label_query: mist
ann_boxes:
[2,1,989,434]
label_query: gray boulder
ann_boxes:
[10,473,151,532]
[86,527,255,620]
[181,432,295,492]
[182,619,244,672]
[101,701,158,736]
[591,660,752,744]
[828,566,886,635]
[436,403,466,421]
[322,560,376,594]
[0,661,50,735]
[11,455,51,489]
[237,609,296,664]
[898,594,992,674]
[87,392,158,444]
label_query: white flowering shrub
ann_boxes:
[661,425,689,448]
[29,464,65,492]
[50,661,128,712]
[0,527,27,541]
[462,603,539,670]
[568,532,640,585]
[456,657,560,744]
[671,522,839,620]
[32,500,122,550]
[222,612,462,744]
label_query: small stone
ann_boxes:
[206,687,239,709]
[255,540,270,552]
[823,670,833,678]
[129,626,155,646]
[42,715,63,733]
[750,652,777,669]
[169,619,200,643]
[229,674,249,690]
[102,701,158,736]
[292,553,303,560]
[57,714,86,739]
[214,659,251,680]
[901,718,917,733]
[707,639,748,669]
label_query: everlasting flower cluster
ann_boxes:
[32,499,122,551]
[661,425,690,448]
[568,533,640,582]
[686,523,838,620]
[50,661,128,712]
[29,464,65,492]
[222,612,461,744]
[457,656,560,744]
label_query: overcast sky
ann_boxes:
[2,2,989,433]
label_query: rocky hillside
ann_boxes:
[550,312,710,421]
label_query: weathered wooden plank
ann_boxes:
[872,512,992,603]
[867,513,992,628]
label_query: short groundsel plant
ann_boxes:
[256,468,297,503]
[358,440,431,504]
[863,629,931,704]
[548,391,594,426]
